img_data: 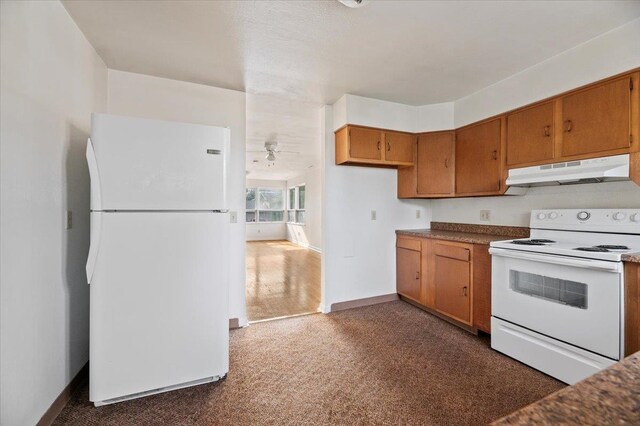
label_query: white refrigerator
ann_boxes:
[86,113,230,406]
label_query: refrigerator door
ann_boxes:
[89,113,228,211]
[89,211,229,404]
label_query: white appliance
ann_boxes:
[489,209,640,385]
[86,113,231,406]
[505,154,630,188]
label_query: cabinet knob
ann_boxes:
[543,125,551,137]
[377,141,381,150]
[564,120,573,133]
[415,271,420,280]
[491,150,498,160]
[462,286,467,296]
[444,158,449,168]
[387,142,391,151]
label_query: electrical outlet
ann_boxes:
[416,209,421,219]
[371,210,377,221]
[65,210,72,230]
[480,210,491,221]
[229,211,238,223]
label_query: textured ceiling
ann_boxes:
[63,0,640,179]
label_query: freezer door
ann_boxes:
[89,212,229,403]
[90,113,228,210]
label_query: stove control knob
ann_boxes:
[548,212,558,220]
[613,212,626,221]
[631,213,640,223]
[577,211,590,221]
[536,212,547,220]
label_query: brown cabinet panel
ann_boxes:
[350,127,383,160]
[506,101,555,166]
[561,77,631,157]
[472,245,492,333]
[624,262,640,357]
[434,250,471,325]
[385,132,415,163]
[455,118,502,195]
[397,245,422,304]
[417,132,455,196]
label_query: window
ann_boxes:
[246,187,285,223]
[287,184,306,224]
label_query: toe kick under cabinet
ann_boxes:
[396,236,492,334]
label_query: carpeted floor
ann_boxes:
[54,301,564,425]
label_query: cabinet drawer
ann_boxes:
[434,243,470,261]
[397,237,421,251]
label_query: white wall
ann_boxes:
[332,94,454,133]
[286,167,322,252]
[0,2,107,425]
[323,104,431,312]
[454,18,640,127]
[246,179,287,241]
[107,70,248,326]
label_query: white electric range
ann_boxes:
[489,209,640,385]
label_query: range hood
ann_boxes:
[506,154,630,189]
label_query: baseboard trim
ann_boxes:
[330,293,398,312]
[229,317,248,329]
[37,362,88,426]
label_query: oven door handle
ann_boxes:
[488,247,623,272]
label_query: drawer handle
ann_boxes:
[377,141,381,150]
[444,158,449,168]
[543,125,551,137]
[462,286,467,296]
[415,271,420,280]
[387,142,391,151]
[564,120,572,133]
[491,150,498,160]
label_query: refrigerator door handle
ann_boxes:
[86,138,102,210]
[86,213,102,284]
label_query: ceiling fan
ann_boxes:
[248,141,299,162]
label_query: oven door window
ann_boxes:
[509,270,587,309]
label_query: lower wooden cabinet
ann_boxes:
[396,237,423,304]
[396,236,492,333]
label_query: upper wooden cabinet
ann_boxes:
[506,101,555,167]
[397,131,455,198]
[335,125,415,166]
[561,76,632,157]
[455,118,503,196]
[417,132,455,196]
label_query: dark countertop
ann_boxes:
[395,229,515,245]
[396,222,530,245]
[623,253,640,264]
[492,351,640,425]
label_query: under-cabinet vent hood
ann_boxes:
[506,154,630,188]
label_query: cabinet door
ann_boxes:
[417,132,455,196]
[561,77,631,157]
[434,244,471,324]
[349,126,383,160]
[455,118,502,195]
[397,245,422,304]
[506,101,555,166]
[385,132,415,163]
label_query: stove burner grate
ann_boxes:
[574,247,610,252]
[511,239,556,246]
[595,245,630,250]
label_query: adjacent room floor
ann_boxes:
[54,301,564,425]
[245,240,321,322]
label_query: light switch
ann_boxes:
[416,210,421,219]
[480,210,491,221]
[371,210,377,221]
[230,211,238,223]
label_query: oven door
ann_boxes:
[490,248,622,359]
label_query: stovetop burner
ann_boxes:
[595,245,630,250]
[511,239,556,246]
[575,247,610,252]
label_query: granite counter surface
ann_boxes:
[492,351,640,425]
[622,253,640,263]
[396,222,529,245]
